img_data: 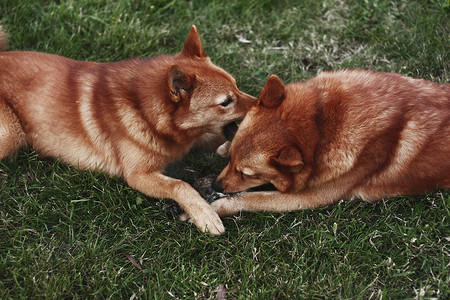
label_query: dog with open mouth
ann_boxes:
[0,25,256,235]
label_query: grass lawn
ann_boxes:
[1,0,449,298]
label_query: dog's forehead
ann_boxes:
[237,108,258,129]
[231,136,267,163]
[196,62,237,86]
[210,63,237,85]
[247,152,267,164]
[194,72,237,98]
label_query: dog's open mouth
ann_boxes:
[223,122,238,141]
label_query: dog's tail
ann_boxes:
[0,26,8,51]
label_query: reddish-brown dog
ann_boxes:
[0,25,256,234]
[212,70,449,216]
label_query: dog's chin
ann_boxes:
[223,122,238,141]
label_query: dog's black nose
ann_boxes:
[212,180,224,193]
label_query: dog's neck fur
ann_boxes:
[88,55,208,157]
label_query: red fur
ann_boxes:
[0,25,256,234]
[213,70,450,217]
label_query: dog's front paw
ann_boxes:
[188,204,225,235]
[178,209,225,235]
[163,175,222,217]
[179,202,225,222]
[178,204,226,235]
[216,141,231,157]
[178,194,228,234]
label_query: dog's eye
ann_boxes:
[239,170,256,179]
[221,96,233,107]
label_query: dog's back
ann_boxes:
[0,52,171,175]
[0,41,255,177]
[215,70,449,212]
[306,70,450,199]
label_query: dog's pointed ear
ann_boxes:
[167,64,196,103]
[180,25,205,58]
[258,75,285,109]
[270,145,304,173]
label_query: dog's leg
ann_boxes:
[125,172,225,235]
[0,100,25,160]
[209,178,355,216]
[209,190,337,216]
[209,160,385,217]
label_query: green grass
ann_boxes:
[1,0,449,298]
